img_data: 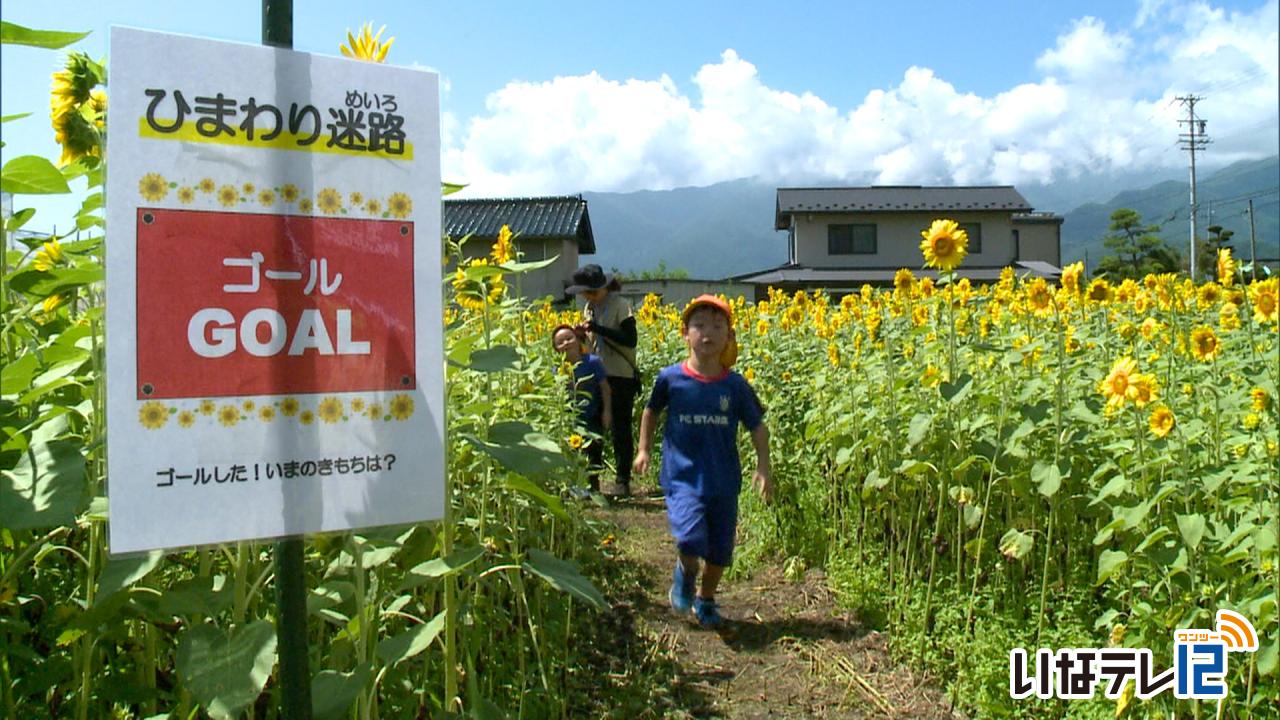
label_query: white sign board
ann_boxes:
[105,27,443,554]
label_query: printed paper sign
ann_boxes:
[106,27,443,553]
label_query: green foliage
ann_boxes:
[1095,208,1182,279]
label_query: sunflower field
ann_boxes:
[4,21,1280,720]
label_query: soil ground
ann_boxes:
[574,492,964,719]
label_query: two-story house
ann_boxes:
[443,195,596,301]
[735,186,1063,299]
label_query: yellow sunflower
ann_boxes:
[299,410,315,425]
[199,399,217,415]
[318,397,344,423]
[492,224,515,265]
[919,219,968,272]
[1189,325,1220,362]
[217,184,240,207]
[197,178,216,193]
[177,410,196,428]
[893,268,916,293]
[1250,387,1271,412]
[218,404,240,427]
[387,192,412,219]
[316,187,343,214]
[367,403,384,420]
[1219,302,1241,331]
[1025,278,1054,315]
[242,399,256,411]
[279,397,300,416]
[349,191,364,206]
[259,406,277,422]
[139,401,169,429]
[32,239,66,271]
[242,182,255,194]
[258,189,276,206]
[1059,261,1083,295]
[1148,405,1175,438]
[298,198,314,214]
[350,397,367,413]
[567,434,585,450]
[340,22,395,63]
[1249,278,1277,324]
[365,199,381,215]
[177,186,196,204]
[1126,373,1158,408]
[389,393,414,420]
[1099,357,1138,409]
[1217,248,1236,286]
[1086,279,1112,303]
[138,173,169,202]
[280,183,299,202]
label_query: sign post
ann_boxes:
[105,13,443,718]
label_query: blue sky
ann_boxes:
[3,0,1277,229]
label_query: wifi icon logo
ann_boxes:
[1215,609,1258,652]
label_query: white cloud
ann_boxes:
[443,0,1278,197]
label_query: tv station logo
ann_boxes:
[1010,609,1259,701]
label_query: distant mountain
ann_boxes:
[580,156,1278,279]
[583,179,785,279]
[1061,156,1279,269]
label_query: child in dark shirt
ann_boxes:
[632,296,772,627]
[552,324,612,493]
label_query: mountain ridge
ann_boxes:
[580,156,1278,279]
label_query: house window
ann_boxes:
[828,224,877,255]
[959,222,982,254]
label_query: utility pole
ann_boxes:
[1247,198,1258,282]
[1177,95,1209,280]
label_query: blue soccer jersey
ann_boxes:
[646,362,765,497]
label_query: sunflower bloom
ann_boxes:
[139,173,169,202]
[341,22,395,63]
[139,401,169,429]
[318,397,344,423]
[279,397,300,416]
[1025,278,1054,316]
[919,219,968,272]
[1219,302,1241,331]
[1217,248,1236,286]
[1251,387,1271,412]
[1126,373,1158,408]
[33,239,66,271]
[258,189,276,207]
[387,192,412,218]
[492,224,515,265]
[281,183,299,202]
[1189,325,1220,362]
[177,187,196,204]
[567,434,585,450]
[1086,279,1112,304]
[177,410,196,428]
[259,406,277,422]
[217,184,240,207]
[1149,405,1176,438]
[893,268,916,294]
[1059,261,1083,295]
[1099,357,1138,409]
[389,394,414,420]
[1249,278,1278,324]
[199,399,217,415]
[299,410,315,425]
[197,178,216,193]
[316,187,343,214]
[218,404,240,427]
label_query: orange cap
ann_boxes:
[681,294,733,328]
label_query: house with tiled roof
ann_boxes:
[735,186,1063,298]
[443,195,596,300]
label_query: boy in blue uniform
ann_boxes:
[633,295,772,628]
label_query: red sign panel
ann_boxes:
[136,208,415,399]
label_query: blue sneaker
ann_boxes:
[669,563,695,613]
[693,596,724,628]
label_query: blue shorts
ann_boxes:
[665,489,738,567]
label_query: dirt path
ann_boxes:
[577,494,963,719]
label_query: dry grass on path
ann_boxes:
[571,494,963,719]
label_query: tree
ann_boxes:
[1094,208,1181,279]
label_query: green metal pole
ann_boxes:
[262,3,311,719]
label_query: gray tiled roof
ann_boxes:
[776,186,1033,229]
[733,260,1060,285]
[444,195,595,253]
